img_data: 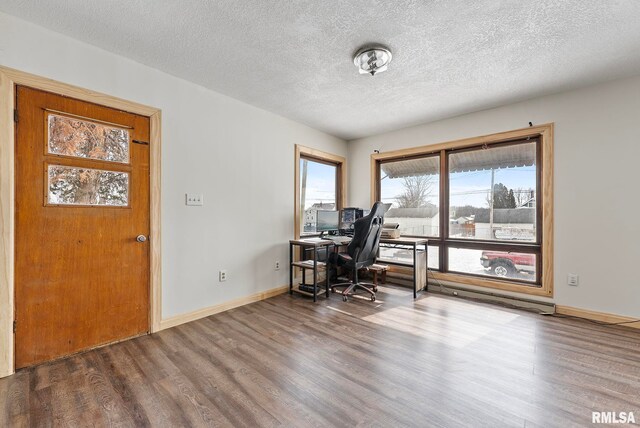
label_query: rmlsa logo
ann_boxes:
[592,412,636,424]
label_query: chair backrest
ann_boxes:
[347,202,385,265]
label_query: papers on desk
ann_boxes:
[303,237,327,242]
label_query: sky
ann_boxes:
[300,159,337,209]
[381,166,536,208]
[382,167,536,208]
[301,158,537,211]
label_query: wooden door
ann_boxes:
[14,86,150,368]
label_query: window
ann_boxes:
[379,155,440,237]
[299,158,337,234]
[378,155,440,267]
[295,145,345,238]
[448,142,537,243]
[373,125,553,296]
[448,247,537,283]
[47,113,130,163]
[47,165,129,206]
[45,112,131,208]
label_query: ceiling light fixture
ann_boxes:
[353,46,392,76]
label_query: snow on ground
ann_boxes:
[380,246,535,282]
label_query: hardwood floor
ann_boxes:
[1,285,639,427]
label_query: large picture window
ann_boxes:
[373,125,553,296]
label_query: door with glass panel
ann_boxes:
[14,86,150,368]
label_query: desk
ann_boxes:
[329,236,428,299]
[379,237,428,298]
[289,238,333,302]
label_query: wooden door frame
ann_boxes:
[0,66,162,377]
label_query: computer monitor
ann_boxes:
[340,208,363,232]
[316,210,339,233]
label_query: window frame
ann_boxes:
[295,145,346,239]
[371,124,553,297]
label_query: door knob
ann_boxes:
[136,235,147,243]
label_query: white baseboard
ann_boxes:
[159,285,289,330]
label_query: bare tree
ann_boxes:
[395,175,434,208]
[514,187,534,207]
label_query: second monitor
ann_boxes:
[340,208,364,233]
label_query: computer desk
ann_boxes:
[329,236,428,298]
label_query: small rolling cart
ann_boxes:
[289,238,334,302]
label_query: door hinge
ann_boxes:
[13,109,18,123]
[13,320,16,333]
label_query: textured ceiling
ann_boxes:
[1,1,640,140]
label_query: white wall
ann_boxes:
[349,75,640,318]
[0,12,346,318]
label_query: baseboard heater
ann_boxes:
[383,266,555,313]
[426,280,555,314]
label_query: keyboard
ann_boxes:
[329,236,351,244]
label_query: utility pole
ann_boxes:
[489,168,495,238]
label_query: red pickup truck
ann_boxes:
[480,251,535,278]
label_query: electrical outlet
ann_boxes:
[567,273,579,286]
[275,261,280,271]
[186,193,204,206]
[219,270,227,282]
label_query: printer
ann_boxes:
[381,222,401,239]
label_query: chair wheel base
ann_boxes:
[332,281,376,303]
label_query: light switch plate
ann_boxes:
[567,273,579,286]
[186,193,204,206]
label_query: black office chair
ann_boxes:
[330,202,385,302]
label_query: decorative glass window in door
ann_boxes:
[47,113,129,163]
[47,165,129,206]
